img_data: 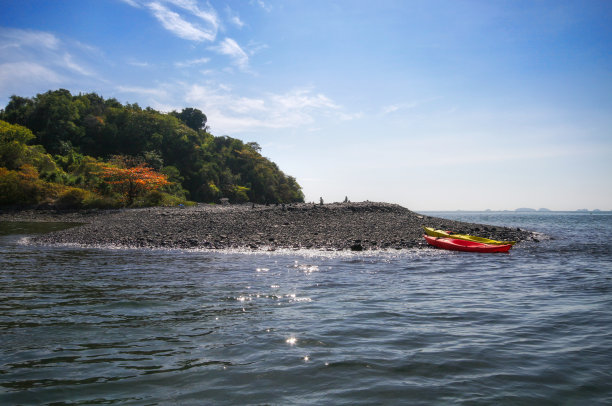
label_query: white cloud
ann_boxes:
[182,83,356,134]
[148,2,217,42]
[120,1,255,73]
[380,104,404,114]
[128,60,150,67]
[0,61,63,104]
[63,53,92,76]
[250,0,272,12]
[117,85,168,99]
[118,0,141,7]
[230,15,245,28]
[380,97,441,115]
[337,111,364,121]
[0,62,62,84]
[174,57,210,68]
[0,28,59,51]
[123,0,220,43]
[72,40,105,57]
[226,6,245,28]
[228,97,267,113]
[123,0,220,41]
[246,40,269,56]
[211,38,249,70]
[0,27,99,97]
[270,89,339,110]
[165,0,218,24]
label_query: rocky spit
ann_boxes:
[1,202,537,251]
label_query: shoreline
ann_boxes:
[1,202,538,251]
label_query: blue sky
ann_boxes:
[1,0,611,210]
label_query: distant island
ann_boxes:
[513,208,605,213]
[0,89,304,209]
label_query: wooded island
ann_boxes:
[0,89,304,208]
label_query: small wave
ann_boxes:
[21,238,438,260]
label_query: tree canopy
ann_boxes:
[0,89,304,207]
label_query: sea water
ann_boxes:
[1,212,611,405]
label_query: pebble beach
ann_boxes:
[1,202,536,251]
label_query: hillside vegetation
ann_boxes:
[0,89,304,208]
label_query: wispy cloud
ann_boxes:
[180,83,358,133]
[0,28,59,51]
[120,0,219,42]
[117,85,169,99]
[270,89,339,110]
[226,6,245,28]
[250,0,272,12]
[118,0,141,8]
[164,0,218,25]
[0,27,100,98]
[380,102,418,115]
[62,53,92,76]
[230,15,245,28]
[127,59,150,67]
[211,38,249,70]
[246,40,268,56]
[0,61,62,85]
[380,97,441,115]
[174,57,210,68]
[121,1,258,72]
[148,2,216,42]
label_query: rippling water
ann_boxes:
[1,212,611,405]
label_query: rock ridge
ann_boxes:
[2,202,536,251]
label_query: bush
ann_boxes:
[229,185,250,203]
[55,187,94,209]
[0,167,27,205]
[0,165,47,205]
[81,195,122,209]
[143,189,164,206]
[133,190,193,207]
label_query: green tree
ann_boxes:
[0,120,35,170]
[29,89,84,154]
[1,95,35,127]
[171,108,207,131]
[0,120,59,175]
[1,90,305,205]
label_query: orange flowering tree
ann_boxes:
[97,163,170,205]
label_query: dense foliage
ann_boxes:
[0,89,304,208]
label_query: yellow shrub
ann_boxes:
[0,166,44,205]
[55,187,95,209]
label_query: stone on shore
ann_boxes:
[1,202,536,251]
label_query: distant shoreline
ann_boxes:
[420,209,611,213]
[1,202,537,251]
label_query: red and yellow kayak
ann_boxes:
[424,235,513,253]
[423,227,516,246]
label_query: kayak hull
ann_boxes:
[423,227,516,246]
[424,235,512,253]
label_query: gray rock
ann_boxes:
[2,202,537,251]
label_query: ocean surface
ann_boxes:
[1,212,611,405]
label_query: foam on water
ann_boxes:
[21,234,456,260]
